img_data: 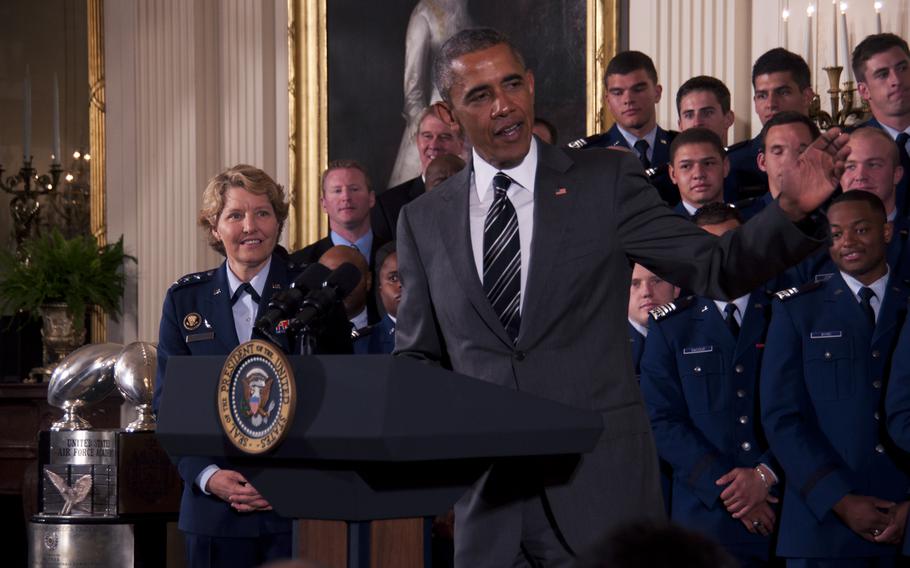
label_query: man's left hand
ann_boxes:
[873,501,910,544]
[716,466,777,518]
[777,127,851,222]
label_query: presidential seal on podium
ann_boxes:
[218,339,296,454]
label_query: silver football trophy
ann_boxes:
[114,341,158,432]
[47,343,121,431]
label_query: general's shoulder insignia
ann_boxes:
[218,340,295,455]
[774,280,823,302]
[172,270,214,290]
[649,295,696,321]
[183,312,201,331]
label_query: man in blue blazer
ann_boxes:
[568,50,679,206]
[641,204,779,567]
[852,33,910,218]
[354,242,398,355]
[761,191,910,566]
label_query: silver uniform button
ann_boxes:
[694,366,703,373]
[875,444,885,454]
[736,389,746,398]
[874,411,880,421]
[872,350,881,359]
[741,442,752,451]
[735,364,745,373]
[824,352,832,360]
[739,416,749,424]
[873,380,882,389]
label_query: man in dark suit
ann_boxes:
[727,48,814,202]
[395,27,849,567]
[641,204,779,567]
[761,191,910,565]
[291,160,384,323]
[667,128,727,219]
[852,33,910,217]
[568,50,679,205]
[372,108,465,242]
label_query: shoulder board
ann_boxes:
[733,196,758,209]
[351,325,375,340]
[645,163,669,179]
[649,295,696,321]
[171,269,216,290]
[725,139,751,153]
[566,132,609,149]
[773,280,823,302]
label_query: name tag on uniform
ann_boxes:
[186,331,215,343]
[683,346,713,355]
[810,331,842,339]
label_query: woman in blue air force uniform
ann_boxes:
[152,165,302,568]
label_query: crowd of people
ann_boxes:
[153,26,910,568]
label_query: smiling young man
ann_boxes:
[853,33,910,217]
[395,27,848,567]
[568,50,680,205]
[760,191,910,566]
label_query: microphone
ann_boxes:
[287,262,362,334]
[255,263,331,334]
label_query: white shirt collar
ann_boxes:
[713,293,751,324]
[350,307,369,330]
[628,318,649,338]
[888,208,897,222]
[840,267,890,304]
[680,200,700,216]
[876,121,910,142]
[225,257,271,297]
[616,124,658,154]
[473,138,538,203]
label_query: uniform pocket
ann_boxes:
[804,335,853,401]
[679,350,726,414]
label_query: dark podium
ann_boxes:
[156,355,603,567]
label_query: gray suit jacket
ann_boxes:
[394,142,824,554]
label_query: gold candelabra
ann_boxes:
[810,66,869,129]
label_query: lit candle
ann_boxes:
[23,65,31,161]
[840,2,852,81]
[875,2,883,34]
[806,5,815,77]
[782,9,790,49]
[831,0,838,66]
[52,73,60,166]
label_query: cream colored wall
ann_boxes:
[630,0,910,139]
[104,0,289,344]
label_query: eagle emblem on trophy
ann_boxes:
[45,470,93,515]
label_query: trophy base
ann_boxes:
[29,515,171,568]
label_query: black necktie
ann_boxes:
[231,282,261,306]
[483,172,522,342]
[634,139,651,170]
[858,287,876,327]
[897,133,909,216]
[723,303,740,338]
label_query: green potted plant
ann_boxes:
[0,229,134,376]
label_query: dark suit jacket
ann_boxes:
[153,254,298,537]
[372,176,426,243]
[394,141,825,553]
[761,273,910,558]
[641,293,774,555]
[290,234,385,325]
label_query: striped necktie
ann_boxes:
[483,172,521,342]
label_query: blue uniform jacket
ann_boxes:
[886,310,910,555]
[760,272,910,558]
[726,135,767,203]
[152,253,301,537]
[353,314,396,355]
[855,117,909,217]
[640,293,775,553]
[628,322,645,377]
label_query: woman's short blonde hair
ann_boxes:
[198,164,289,255]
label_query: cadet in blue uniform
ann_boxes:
[627,262,679,377]
[640,204,779,567]
[354,242,398,355]
[728,48,814,202]
[761,191,910,566]
[153,165,299,568]
[667,128,727,219]
[568,50,679,205]
[851,34,910,218]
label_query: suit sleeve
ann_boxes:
[393,203,447,365]
[887,318,910,451]
[760,300,854,521]
[153,287,213,486]
[639,319,734,507]
[611,151,826,300]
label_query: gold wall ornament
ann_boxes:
[287,0,619,242]
[287,0,328,251]
[88,0,107,343]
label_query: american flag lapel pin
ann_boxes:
[555,187,568,196]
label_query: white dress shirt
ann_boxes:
[470,138,538,312]
[840,268,890,323]
[713,293,751,327]
[628,318,649,338]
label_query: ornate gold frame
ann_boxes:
[287,0,620,246]
[88,0,106,342]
